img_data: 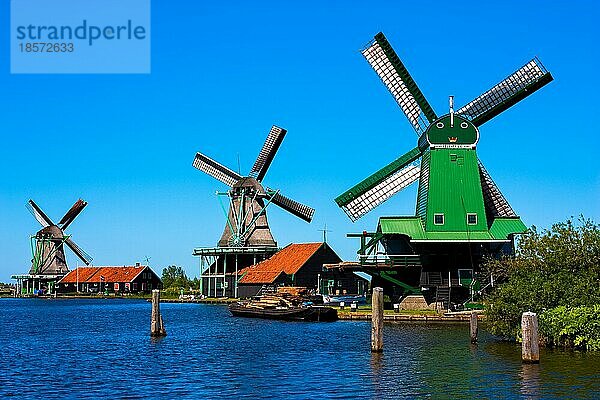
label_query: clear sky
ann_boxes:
[1,1,599,281]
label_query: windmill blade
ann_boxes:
[338,162,421,222]
[65,237,93,265]
[26,199,53,227]
[58,199,88,230]
[249,125,287,182]
[335,147,422,221]
[192,152,242,187]
[267,189,314,223]
[362,32,437,135]
[478,161,517,218]
[457,58,553,127]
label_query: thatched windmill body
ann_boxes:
[192,125,314,297]
[193,125,314,248]
[27,199,93,275]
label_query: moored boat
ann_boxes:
[229,291,338,322]
[229,302,337,322]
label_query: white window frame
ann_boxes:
[434,213,445,225]
[467,213,477,225]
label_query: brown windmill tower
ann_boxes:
[192,125,314,297]
[17,199,93,295]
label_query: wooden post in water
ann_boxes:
[470,312,478,343]
[521,311,539,363]
[150,289,167,337]
[371,287,384,353]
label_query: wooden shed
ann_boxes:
[57,264,162,294]
[236,242,341,298]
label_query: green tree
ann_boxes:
[484,217,600,347]
[161,265,190,290]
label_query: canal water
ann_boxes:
[1,298,598,399]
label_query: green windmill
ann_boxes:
[335,32,553,308]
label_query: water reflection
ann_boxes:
[520,363,541,399]
[370,351,384,374]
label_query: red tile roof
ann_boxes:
[238,243,323,284]
[59,266,148,283]
[239,270,286,285]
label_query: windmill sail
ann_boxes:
[362,32,437,134]
[478,161,517,219]
[65,237,93,265]
[457,58,553,126]
[268,190,315,223]
[335,147,422,221]
[58,199,88,230]
[27,199,53,227]
[192,152,242,187]
[341,164,421,222]
[249,126,287,181]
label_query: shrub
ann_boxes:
[539,305,600,350]
[483,217,600,342]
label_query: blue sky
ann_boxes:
[1,1,599,281]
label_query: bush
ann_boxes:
[483,217,600,343]
[539,305,600,350]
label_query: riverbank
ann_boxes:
[337,310,484,322]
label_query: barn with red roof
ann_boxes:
[236,242,343,298]
[57,263,162,294]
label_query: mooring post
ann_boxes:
[371,287,384,353]
[150,289,167,337]
[521,311,539,363]
[470,311,478,344]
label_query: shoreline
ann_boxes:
[3,296,483,323]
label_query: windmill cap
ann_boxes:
[426,114,479,148]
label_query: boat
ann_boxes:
[229,302,337,322]
[228,291,338,322]
[322,294,366,306]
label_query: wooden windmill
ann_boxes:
[27,199,93,275]
[193,125,314,248]
[334,32,553,306]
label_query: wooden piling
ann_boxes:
[521,312,539,363]
[371,287,383,353]
[470,312,478,343]
[150,289,167,337]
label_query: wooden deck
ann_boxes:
[338,311,484,323]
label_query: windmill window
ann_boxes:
[434,214,444,225]
[467,213,477,225]
[450,154,457,162]
[461,122,468,129]
[436,122,444,128]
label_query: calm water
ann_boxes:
[1,299,598,399]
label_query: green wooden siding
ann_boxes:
[424,148,488,232]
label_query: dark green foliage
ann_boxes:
[161,265,191,291]
[484,217,600,346]
[539,305,600,350]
